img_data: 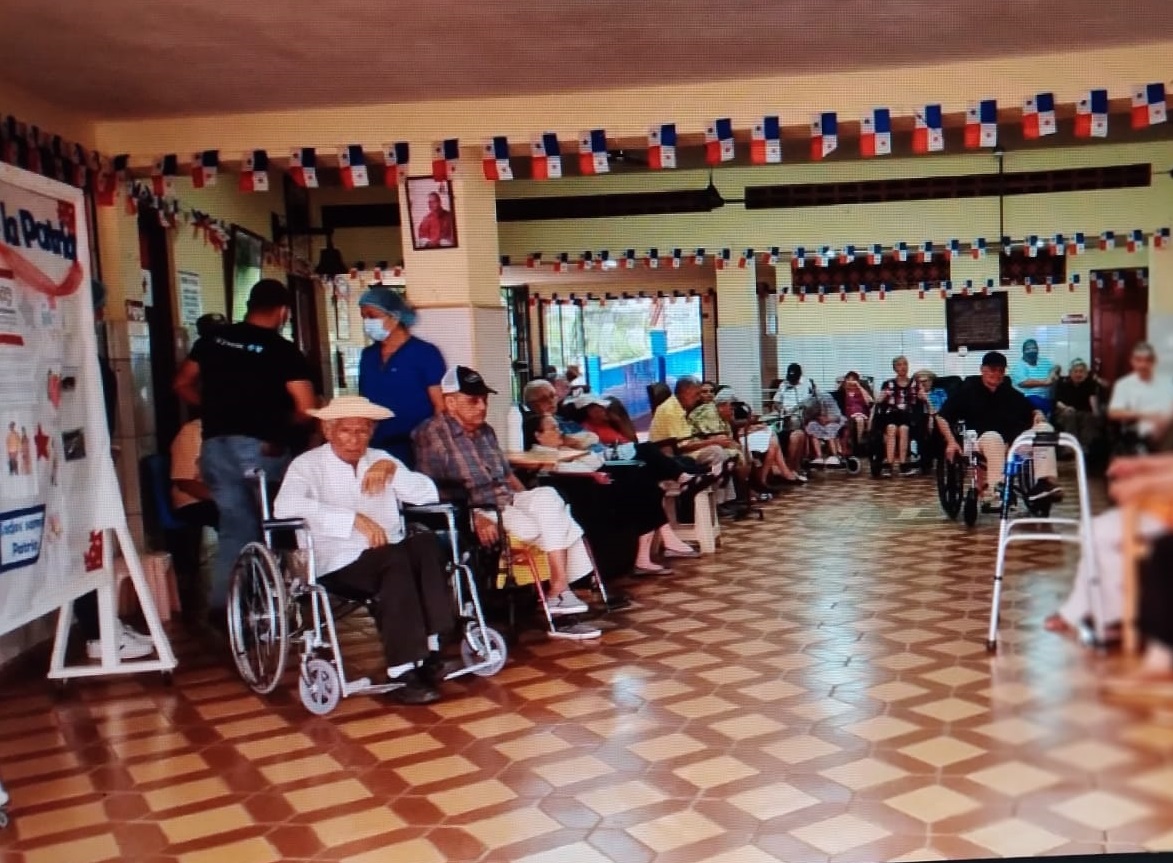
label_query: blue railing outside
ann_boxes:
[585,343,703,422]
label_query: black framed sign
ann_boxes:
[945,292,1009,353]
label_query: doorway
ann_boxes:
[138,209,181,451]
[1090,267,1148,386]
[288,274,325,397]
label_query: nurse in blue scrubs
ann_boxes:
[357,289,447,466]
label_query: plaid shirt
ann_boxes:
[411,414,514,510]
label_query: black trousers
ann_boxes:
[319,532,456,667]
[633,442,699,482]
[1139,533,1173,647]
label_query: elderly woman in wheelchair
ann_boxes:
[226,395,506,714]
[933,351,1065,525]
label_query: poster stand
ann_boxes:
[0,163,176,683]
[48,525,177,680]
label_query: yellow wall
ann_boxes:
[311,185,404,270]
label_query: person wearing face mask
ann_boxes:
[357,288,447,467]
[173,279,316,622]
[1011,338,1060,416]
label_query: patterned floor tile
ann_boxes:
[1,475,1169,863]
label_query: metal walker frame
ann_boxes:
[986,430,1105,652]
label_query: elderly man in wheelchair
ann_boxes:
[270,394,464,706]
[413,365,605,640]
[222,394,506,715]
[934,350,1064,520]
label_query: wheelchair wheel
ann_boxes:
[227,542,289,695]
[299,657,342,716]
[845,456,861,475]
[963,488,979,527]
[936,456,962,519]
[461,624,508,677]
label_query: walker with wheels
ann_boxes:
[985,430,1104,652]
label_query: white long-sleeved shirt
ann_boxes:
[273,444,439,576]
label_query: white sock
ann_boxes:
[658,524,691,552]
[427,633,440,652]
[1142,640,1173,672]
[387,661,414,679]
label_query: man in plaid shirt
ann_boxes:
[412,366,594,616]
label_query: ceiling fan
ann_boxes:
[701,171,743,210]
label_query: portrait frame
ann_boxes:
[405,177,459,251]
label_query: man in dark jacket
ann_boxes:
[935,351,1063,510]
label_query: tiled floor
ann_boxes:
[2,472,1172,862]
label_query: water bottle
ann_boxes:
[505,404,524,452]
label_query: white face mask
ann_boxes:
[363,318,389,342]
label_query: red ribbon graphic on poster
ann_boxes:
[0,243,83,305]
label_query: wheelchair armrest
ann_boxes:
[403,503,458,516]
[262,517,306,531]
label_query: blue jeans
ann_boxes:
[199,436,290,610]
[1026,395,1053,417]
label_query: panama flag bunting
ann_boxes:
[1023,93,1057,138]
[964,99,998,148]
[811,112,838,160]
[382,142,410,185]
[578,129,609,175]
[481,136,513,181]
[289,148,318,188]
[693,248,706,266]
[946,239,960,260]
[624,249,637,269]
[716,248,731,270]
[151,154,177,196]
[1127,229,1144,253]
[647,124,677,169]
[912,104,944,153]
[672,248,683,268]
[239,150,269,192]
[1155,227,1171,249]
[972,238,987,259]
[1100,230,1116,250]
[338,145,369,188]
[190,150,219,188]
[859,108,891,157]
[916,241,933,263]
[751,116,782,164]
[647,248,660,269]
[526,252,542,268]
[1074,89,1109,138]
[1131,82,1168,129]
[705,118,735,165]
[531,133,562,180]
[431,139,459,181]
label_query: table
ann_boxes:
[506,450,590,470]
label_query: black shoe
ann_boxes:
[1029,478,1064,503]
[880,462,893,478]
[387,669,442,705]
[418,653,464,687]
[899,463,918,477]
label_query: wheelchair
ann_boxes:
[935,422,1053,527]
[226,470,507,715]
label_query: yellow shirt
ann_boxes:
[649,396,693,443]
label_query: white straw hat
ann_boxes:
[307,395,393,422]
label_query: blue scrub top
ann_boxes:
[358,336,446,461]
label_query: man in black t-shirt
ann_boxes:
[1054,359,1103,453]
[173,279,315,617]
[935,351,1063,510]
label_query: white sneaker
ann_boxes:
[547,590,589,616]
[824,455,841,467]
[121,622,154,645]
[87,629,155,661]
[810,457,825,466]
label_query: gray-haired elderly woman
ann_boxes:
[357,288,447,467]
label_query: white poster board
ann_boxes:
[0,163,174,676]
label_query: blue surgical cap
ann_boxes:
[357,288,416,328]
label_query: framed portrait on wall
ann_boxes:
[405,178,458,251]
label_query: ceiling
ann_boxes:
[2,1,1172,121]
